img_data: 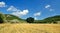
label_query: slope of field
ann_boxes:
[0,23,60,33]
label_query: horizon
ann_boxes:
[0,0,60,20]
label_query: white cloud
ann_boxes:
[7,6,29,17]
[21,9,29,15]
[49,9,54,11]
[12,11,21,16]
[34,12,41,16]
[45,5,55,11]
[12,9,29,16]
[0,1,6,7]
[45,5,51,8]
[34,17,37,20]
[7,6,18,11]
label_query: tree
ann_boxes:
[0,16,3,23]
[26,17,34,23]
[0,12,6,23]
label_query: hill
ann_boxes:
[0,13,26,23]
[44,15,60,21]
[35,15,60,24]
[43,15,60,23]
[5,14,22,20]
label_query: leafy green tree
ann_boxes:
[0,12,7,23]
[0,16,3,23]
[26,17,34,23]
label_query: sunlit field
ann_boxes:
[0,23,60,33]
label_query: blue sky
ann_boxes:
[0,0,60,20]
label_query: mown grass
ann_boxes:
[0,23,60,33]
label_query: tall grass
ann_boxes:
[0,23,60,33]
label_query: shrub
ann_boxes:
[26,17,34,23]
[0,16,3,23]
[53,21,57,24]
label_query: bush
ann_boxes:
[0,16,3,23]
[0,13,5,23]
[53,21,57,24]
[26,17,34,23]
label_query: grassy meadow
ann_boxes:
[0,23,60,33]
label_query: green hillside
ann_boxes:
[35,15,60,24]
[44,15,60,21]
[5,14,22,20]
[43,15,60,23]
[0,13,26,23]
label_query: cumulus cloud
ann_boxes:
[0,1,6,7]
[34,12,41,16]
[21,9,29,15]
[7,6,18,11]
[7,6,29,17]
[45,5,51,8]
[12,9,29,16]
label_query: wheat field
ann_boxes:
[0,23,60,33]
